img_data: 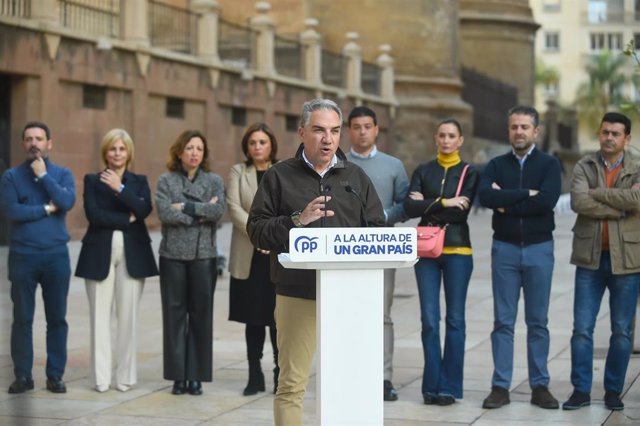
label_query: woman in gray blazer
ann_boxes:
[228,123,279,395]
[156,130,226,396]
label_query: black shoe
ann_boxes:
[531,386,559,409]
[383,380,398,401]
[604,390,624,411]
[188,380,202,396]
[171,380,186,395]
[482,386,510,409]
[273,365,280,394]
[243,370,265,396]
[423,393,438,405]
[8,377,34,394]
[437,394,455,406]
[46,377,66,393]
[562,390,590,410]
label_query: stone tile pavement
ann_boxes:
[1,210,639,425]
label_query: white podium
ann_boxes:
[279,227,417,426]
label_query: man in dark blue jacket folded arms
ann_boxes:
[478,106,561,410]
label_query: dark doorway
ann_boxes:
[0,74,11,245]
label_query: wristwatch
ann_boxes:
[291,210,304,227]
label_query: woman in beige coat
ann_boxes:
[228,123,279,395]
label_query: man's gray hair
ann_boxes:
[300,98,343,128]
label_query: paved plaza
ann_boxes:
[1,210,639,425]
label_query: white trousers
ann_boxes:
[85,231,145,388]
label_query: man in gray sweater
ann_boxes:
[346,106,409,401]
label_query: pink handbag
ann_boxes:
[416,165,469,258]
[417,225,447,258]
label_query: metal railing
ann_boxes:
[582,10,627,24]
[321,48,345,88]
[148,0,198,54]
[59,0,120,38]
[461,67,517,143]
[1,0,30,18]
[274,33,302,78]
[361,61,381,96]
[218,18,254,68]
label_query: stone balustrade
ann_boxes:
[1,0,394,101]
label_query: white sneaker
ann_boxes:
[95,385,109,393]
[116,384,131,392]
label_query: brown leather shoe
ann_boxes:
[531,386,559,409]
[482,386,510,409]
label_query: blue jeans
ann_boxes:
[570,252,639,394]
[9,250,71,379]
[415,254,473,398]
[490,239,554,389]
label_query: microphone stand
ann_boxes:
[320,181,331,227]
[345,185,369,227]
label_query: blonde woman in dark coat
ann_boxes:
[76,128,158,393]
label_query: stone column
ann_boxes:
[31,0,59,26]
[191,0,221,63]
[459,0,540,105]
[343,32,362,95]
[250,2,276,75]
[300,18,322,85]
[376,44,395,101]
[122,0,149,46]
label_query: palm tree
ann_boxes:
[575,50,629,124]
[535,59,560,100]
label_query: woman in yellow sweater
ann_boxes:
[404,118,479,406]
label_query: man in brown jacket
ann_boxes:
[564,112,640,411]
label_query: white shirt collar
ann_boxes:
[349,145,378,159]
[302,150,338,177]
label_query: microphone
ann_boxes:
[320,182,332,227]
[345,185,369,227]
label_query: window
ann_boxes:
[544,32,560,51]
[543,81,559,98]
[588,0,624,23]
[231,107,247,126]
[82,85,106,110]
[588,0,607,22]
[166,97,184,119]
[608,33,622,51]
[285,114,298,132]
[635,33,640,48]
[590,32,623,52]
[543,0,561,12]
[590,33,605,51]
[636,0,640,20]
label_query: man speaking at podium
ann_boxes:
[247,98,385,425]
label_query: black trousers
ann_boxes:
[159,257,216,381]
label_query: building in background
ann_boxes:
[0,0,540,241]
[532,0,640,151]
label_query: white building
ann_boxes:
[531,0,640,151]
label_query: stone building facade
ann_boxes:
[0,0,539,242]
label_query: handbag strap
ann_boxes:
[454,164,470,197]
[423,163,470,216]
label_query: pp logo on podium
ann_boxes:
[294,236,319,253]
